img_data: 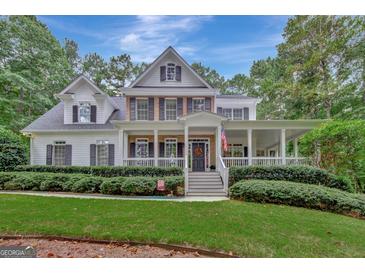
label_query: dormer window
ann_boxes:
[166,63,176,81]
[79,102,91,123]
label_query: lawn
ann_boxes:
[0,194,364,257]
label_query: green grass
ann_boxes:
[0,194,365,257]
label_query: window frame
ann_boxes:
[233,108,243,120]
[79,102,91,123]
[192,98,205,112]
[53,141,66,166]
[136,138,149,158]
[166,63,176,81]
[136,98,149,121]
[164,98,177,120]
[222,108,233,119]
[164,138,177,158]
[96,140,109,166]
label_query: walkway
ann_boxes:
[0,191,229,202]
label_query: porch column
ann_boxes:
[123,131,128,163]
[184,126,189,162]
[281,129,286,165]
[247,129,253,165]
[294,137,298,158]
[154,129,158,166]
[217,124,222,156]
[119,129,124,165]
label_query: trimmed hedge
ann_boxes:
[229,180,365,218]
[229,165,353,193]
[14,165,183,177]
[0,172,184,196]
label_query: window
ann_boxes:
[53,141,66,166]
[79,102,91,123]
[96,140,109,166]
[222,108,232,119]
[136,98,148,120]
[136,138,149,158]
[165,99,177,120]
[192,98,205,112]
[269,150,276,157]
[256,150,265,157]
[166,63,176,81]
[165,138,177,158]
[233,108,243,120]
[225,144,244,157]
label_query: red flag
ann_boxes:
[221,127,228,152]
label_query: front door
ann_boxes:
[192,142,205,172]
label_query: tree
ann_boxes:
[106,54,135,95]
[82,52,109,92]
[191,62,227,92]
[225,74,255,95]
[0,126,27,170]
[63,38,82,76]
[0,16,73,131]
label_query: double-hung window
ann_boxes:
[222,108,232,119]
[165,138,177,158]
[233,108,243,120]
[136,138,149,158]
[96,140,109,166]
[79,102,91,123]
[192,98,205,112]
[136,98,148,120]
[165,99,177,120]
[166,63,176,81]
[53,141,66,166]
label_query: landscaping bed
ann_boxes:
[229,165,353,192]
[229,180,365,218]
[0,172,184,196]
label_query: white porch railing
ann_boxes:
[217,155,229,193]
[123,158,155,167]
[158,158,185,168]
[223,157,249,167]
[222,157,311,167]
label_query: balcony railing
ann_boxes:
[223,157,311,167]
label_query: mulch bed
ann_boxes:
[0,236,237,258]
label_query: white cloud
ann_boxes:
[118,16,213,63]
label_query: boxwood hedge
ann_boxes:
[0,172,184,196]
[229,165,353,192]
[229,180,365,218]
[14,165,183,177]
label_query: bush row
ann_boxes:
[0,172,184,196]
[229,165,353,193]
[14,165,183,177]
[229,180,365,218]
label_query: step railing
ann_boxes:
[184,154,189,195]
[217,155,229,193]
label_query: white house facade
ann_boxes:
[22,46,323,196]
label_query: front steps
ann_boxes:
[187,172,227,197]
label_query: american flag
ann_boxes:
[221,127,228,152]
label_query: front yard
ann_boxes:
[0,194,364,257]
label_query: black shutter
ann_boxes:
[65,145,72,166]
[159,142,165,157]
[148,97,154,121]
[130,97,136,120]
[187,98,192,113]
[243,107,249,120]
[176,66,181,81]
[72,105,78,123]
[177,98,183,118]
[90,144,96,166]
[130,143,136,158]
[244,146,248,157]
[46,145,53,165]
[148,142,154,157]
[159,98,165,120]
[160,66,166,81]
[205,97,211,112]
[91,105,97,123]
[177,143,184,157]
[217,107,223,116]
[108,144,115,166]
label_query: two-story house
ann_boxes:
[22,46,323,196]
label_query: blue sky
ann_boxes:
[38,16,288,78]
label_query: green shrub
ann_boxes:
[120,177,156,195]
[0,127,27,171]
[229,165,353,192]
[71,177,103,193]
[163,176,184,192]
[229,180,365,218]
[14,165,183,177]
[3,181,23,190]
[301,120,365,192]
[100,177,126,195]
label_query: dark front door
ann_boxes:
[192,143,205,172]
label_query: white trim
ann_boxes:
[135,98,149,121]
[135,138,149,158]
[164,98,177,120]
[164,138,177,158]
[189,138,210,171]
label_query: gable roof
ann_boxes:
[129,46,213,89]
[179,111,228,122]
